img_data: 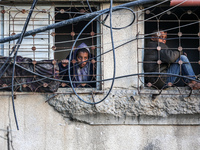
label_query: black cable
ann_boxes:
[0,0,158,43]
[86,0,93,13]
[11,0,38,130]
[86,0,136,30]
[11,33,137,87]
[0,0,198,105]
[67,0,119,104]
[1,67,200,91]
[6,34,198,87]
[56,33,200,75]
[4,34,197,85]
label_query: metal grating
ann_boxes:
[137,6,200,96]
[0,2,102,92]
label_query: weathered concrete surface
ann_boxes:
[1,92,200,150]
[0,2,200,149]
[102,5,143,88]
[48,88,200,124]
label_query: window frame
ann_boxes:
[54,4,102,90]
[137,5,200,95]
[0,3,102,92]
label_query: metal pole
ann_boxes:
[0,6,4,55]
[0,0,158,43]
[96,11,101,90]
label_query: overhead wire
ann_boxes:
[4,0,38,130]
[0,0,198,104]
[1,1,191,75]
[0,0,192,46]
[0,0,161,43]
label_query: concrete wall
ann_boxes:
[102,4,143,89]
[1,93,200,150]
[0,3,200,150]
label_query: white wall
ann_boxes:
[101,4,144,89]
[0,93,200,150]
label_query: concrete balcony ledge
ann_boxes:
[48,88,200,125]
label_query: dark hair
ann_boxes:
[76,48,89,58]
[151,29,166,37]
[151,29,167,42]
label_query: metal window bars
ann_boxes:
[0,2,102,92]
[137,6,200,96]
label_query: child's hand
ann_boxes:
[61,59,69,67]
[81,83,86,87]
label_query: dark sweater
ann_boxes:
[143,41,182,89]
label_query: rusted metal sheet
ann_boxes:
[0,0,134,3]
[170,0,200,6]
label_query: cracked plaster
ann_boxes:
[48,88,200,124]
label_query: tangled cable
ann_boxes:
[1,0,39,130]
[67,3,136,104]
[1,0,200,130]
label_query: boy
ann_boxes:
[59,43,96,87]
[144,30,200,89]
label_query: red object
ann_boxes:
[170,0,200,6]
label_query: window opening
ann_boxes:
[138,6,200,95]
[0,3,102,93]
[54,5,101,89]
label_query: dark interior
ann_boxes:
[55,7,97,61]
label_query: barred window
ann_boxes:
[3,5,54,59]
[0,3,102,92]
[54,5,101,89]
[138,6,200,95]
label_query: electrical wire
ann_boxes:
[9,0,38,130]
[1,36,198,89]
[1,65,199,96]
[0,34,198,86]
[0,0,198,106]
[0,0,159,43]
[86,0,136,30]
[136,0,189,25]
[0,0,194,47]
[67,4,113,104]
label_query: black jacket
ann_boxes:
[143,41,182,89]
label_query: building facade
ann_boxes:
[0,0,200,149]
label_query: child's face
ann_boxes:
[151,31,167,44]
[77,52,89,68]
[158,31,167,44]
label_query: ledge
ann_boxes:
[73,114,200,125]
[48,88,200,125]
